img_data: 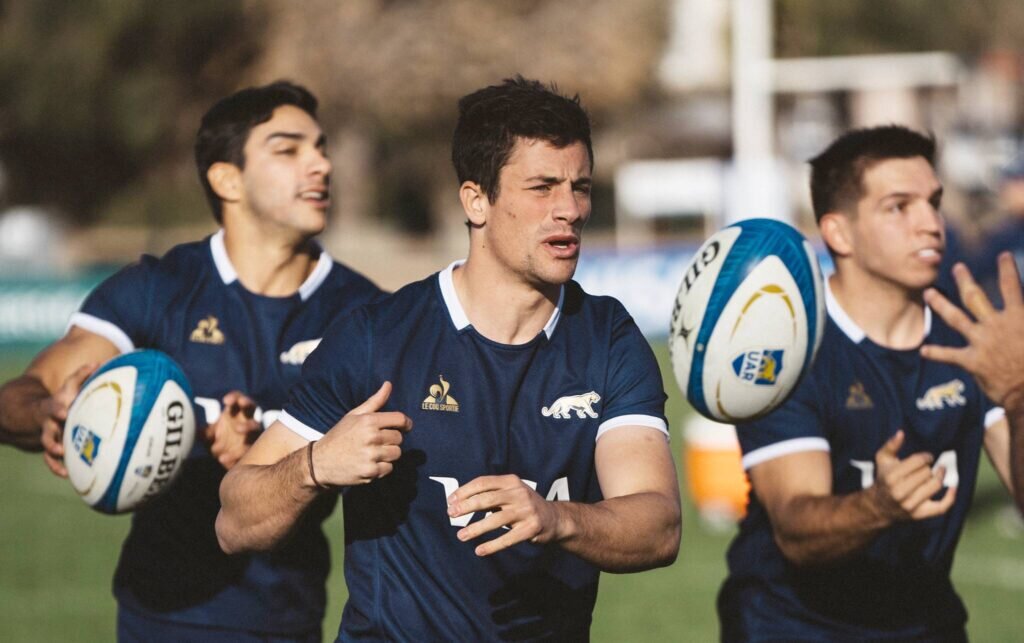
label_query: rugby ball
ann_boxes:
[669,218,824,422]
[63,350,195,514]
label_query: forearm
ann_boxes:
[553,491,680,573]
[0,375,49,451]
[770,488,890,566]
[216,446,322,554]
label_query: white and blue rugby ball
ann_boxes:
[63,350,195,514]
[669,218,825,422]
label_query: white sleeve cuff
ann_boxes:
[596,414,669,441]
[67,312,135,354]
[985,407,1006,429]
[742,437,830,470]
[279,410,325,442]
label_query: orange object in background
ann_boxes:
[683,415,750,530]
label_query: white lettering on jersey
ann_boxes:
[429,476,572,527]
[541,391,601,419]
[851,450,959,489]
[915,379,967,411]
[280,338,322,365]
[195,397,278,430]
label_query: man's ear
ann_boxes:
[459,181,489,228]
[820,212,853,257]
[207,162,242,204]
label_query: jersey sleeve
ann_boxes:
[596,306,669,440]
[735,372,830,470]
[68,257,157,353]
[280,308,372,441]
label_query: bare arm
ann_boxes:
[751,431,954,567]
[0,327,117,461]
[216,382,413,554]
[984,417,1014,494]
[922,253,1024,512]
[447,425,681,573]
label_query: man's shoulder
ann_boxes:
[562,280,631,323]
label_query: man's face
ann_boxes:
[845,156,945,291]
[237,104,331,235]
[481,138,592,287]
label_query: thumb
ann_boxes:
[65,362,98,394]
[350,381,393,415]
[877,430,904,461]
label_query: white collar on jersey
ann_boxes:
[438,260,564,340]
[824,276,932,344]
[210,229,334,301]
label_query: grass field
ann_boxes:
[1,344,1023,641]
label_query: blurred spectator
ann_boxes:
[973,155,1024,305]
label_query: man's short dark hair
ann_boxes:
[195,81,319,223]
[452,76,593,204]
[809,125,936,222]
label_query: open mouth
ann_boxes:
[299,189,330,206]
[544,235,580,257]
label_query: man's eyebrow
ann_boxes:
[524,175,592,184]
[264,132,304,143]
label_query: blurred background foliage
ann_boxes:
[1,0,1023,234]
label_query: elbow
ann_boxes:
[215,510,247,555]
[655,520,682,568]
[773,531,823,568]
[647,502,683,569]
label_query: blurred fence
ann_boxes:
[0,270,112,345]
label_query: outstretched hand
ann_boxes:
[922,253,1024,412]
[310,381,413,487]
[39,363,98,477]
[870,430,955,522]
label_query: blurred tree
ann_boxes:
[254,0,670,235]
[776,0,1024,58]
[0,0,262,224]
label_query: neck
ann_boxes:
[221,218,318,297]
[829,270,926,349]
[452,254,560,345]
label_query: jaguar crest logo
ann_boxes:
[541,391,601,419]
[916,379,966,411]
[280,338,321,365]
[422,374,459,413]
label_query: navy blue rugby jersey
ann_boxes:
[281,261,668,641]
[718,281,1003,642]
[69,230,382,633]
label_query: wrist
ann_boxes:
[305,440,329,492]
[861,483,898,528]
[549,501,578,544]
[1003,387,1024,419]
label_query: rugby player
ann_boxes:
[216,77,681,640]
[0,81,382,641]
[717,125,1015,641]
[923,253,1024,515]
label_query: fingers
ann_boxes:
[923,287,977,339]
[919,343,967,368]
[876,430,904,463]
[952,262,996,321]
[446,475,510,507]
[472,524,534,557]
[997,252,1023,308]
[911,485,957,520]
[350,381,393,415]
[43,451,68,478]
